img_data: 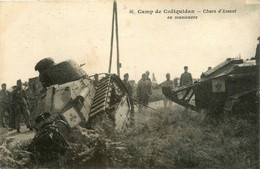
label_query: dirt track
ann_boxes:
[4,125,35,149]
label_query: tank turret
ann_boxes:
[35,58,87,88]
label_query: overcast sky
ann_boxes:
[0,0,259,87]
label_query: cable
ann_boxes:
[129,97,160,112]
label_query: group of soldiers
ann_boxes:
[0,80,33,133]
[161,66,193,107]
[122,71,152,111]
[122,66,193,110]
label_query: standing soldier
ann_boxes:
[123,73,133,96]
[180,66,193,87]
[137,73,152,111]
[26,82,39,126]
[255,36,260,65]
[12,80,32,133]
[93,74,99,86]
[123,73,134,117]
[0,83,13,128]
[146,71,152,82]
[162,73,173,107]
[173,78,179,88]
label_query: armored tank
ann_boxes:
[162,58,259,115]
[28,58,132,163]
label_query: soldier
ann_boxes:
[12,80,32,133]
[146,71,152,82]
[137,73,152,111]
[123,73,134,116]
[123,73,133,96]
[180,66,193,87]
[0,83,13,128]
[93,74,99,86]
[255,36,260,65]
[26,82,38,126]
[173,78,179,88]
[162,73,173,107]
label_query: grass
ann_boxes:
[149,88,165,102]
[114,105,259,168]
[132,87,165,103]
[1,105,259,168]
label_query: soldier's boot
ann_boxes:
[17,128,21,133]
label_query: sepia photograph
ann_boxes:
[0,0,259,168]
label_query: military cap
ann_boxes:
[124,73,129,77]
[258,36,260,40]
[184,66,188,69]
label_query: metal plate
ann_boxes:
[62,107,82,128]
[212,79,225,93]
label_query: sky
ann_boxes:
[0,0,260,87]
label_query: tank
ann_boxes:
[28,58,132,163]
[162,58,259,115]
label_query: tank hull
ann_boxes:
[162,58,259,114]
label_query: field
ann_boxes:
[0,105,259,168]
[117,106,259,168]
[132,87,166,103]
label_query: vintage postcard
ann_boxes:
[0,0,259,168]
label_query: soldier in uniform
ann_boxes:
[255,36,260,65]
[12,80,33,133]
[26,82,39,126]
[93,74,99,86]
[146,71,152,82]
[0,83,13,128]
[180,66,193,87]
[123,73,133,96]
[123,73,134,117]
[162,73,173,107]
[137,73,152,111]
[173,78,179,88]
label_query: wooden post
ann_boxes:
[114,1,120,77]
[108,1,115,73]
[108,0,121,77]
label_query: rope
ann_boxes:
[129,97,160,113]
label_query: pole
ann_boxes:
[108,2,115,73]
[108,0,121,77]
[114,0,121,77]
